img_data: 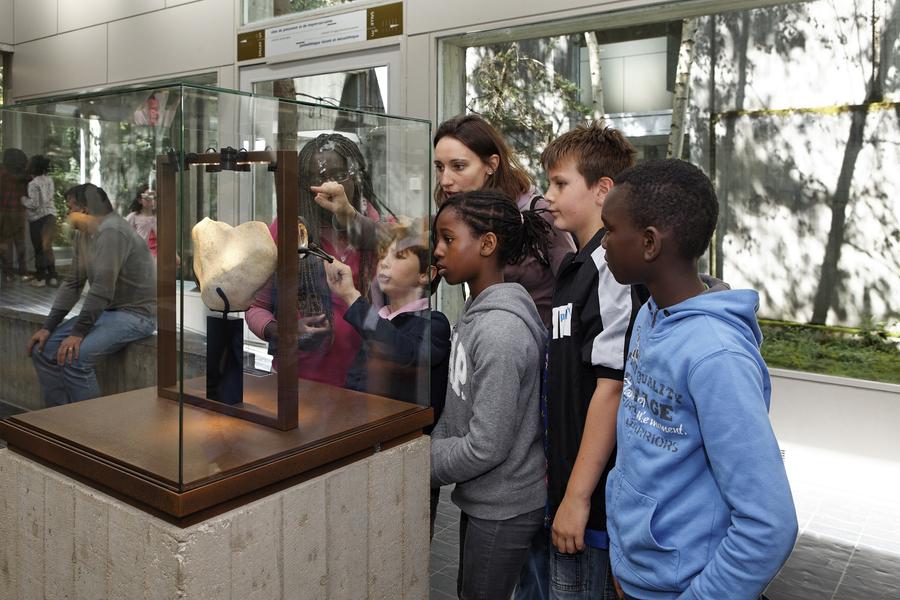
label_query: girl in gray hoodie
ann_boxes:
[431,189,551,599]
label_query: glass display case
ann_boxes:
[0,83,433,520]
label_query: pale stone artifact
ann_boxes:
[192,218,277,312]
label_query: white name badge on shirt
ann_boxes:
[552,303,573,339]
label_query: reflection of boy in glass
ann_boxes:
[246,133,392,387]
[324,222,450,408]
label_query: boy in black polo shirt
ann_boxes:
[516,123,642,600]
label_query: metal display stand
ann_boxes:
[156,150,299,430]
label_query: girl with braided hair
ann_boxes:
[429,189,551,600]
[246,133,389,387]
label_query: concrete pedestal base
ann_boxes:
[0,436,430,600]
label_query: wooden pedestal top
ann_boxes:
[0,378,431,523]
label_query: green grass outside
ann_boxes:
[760,320,900,385]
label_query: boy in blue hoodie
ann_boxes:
[600,159,797,600]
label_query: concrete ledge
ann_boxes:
[770,367,900,394]
[0,435,430,600]
[770,370,900,462]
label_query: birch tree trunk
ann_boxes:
[273,79,299,149]
[584,31,606,119]
[667,18,700,159]
[714,13,750,280]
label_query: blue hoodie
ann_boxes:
[606,283,797,600]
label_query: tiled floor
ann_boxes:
[0,437,895,599]
[430,486,462,600]
[429,445,900,600]
[765,443,900,600]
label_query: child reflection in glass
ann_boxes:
[324,221,450,407]
[246,133,392,387]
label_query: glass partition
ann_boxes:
[0,83,432,494]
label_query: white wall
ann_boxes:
[107,1,233,85]
[4,0,702,110]
[9,0,234,99]
[13,0,57,44]
[0,0,14,45]
[57,0,164,35]
[770,369,900,462]
[12,25,108,96]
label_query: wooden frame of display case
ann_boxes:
[0,384,432,523]
[156,150,299,430]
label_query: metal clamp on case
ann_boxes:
[297,240,335,263]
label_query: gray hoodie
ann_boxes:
[431,283,547,520]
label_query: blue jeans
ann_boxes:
[32,310,156,406]
[458,507,544,600]
[515,529,618,600]
[515,527,551,600]
[550,545,617,600]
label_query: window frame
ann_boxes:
[240,0,384,29]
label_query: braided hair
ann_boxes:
[297,133,386,303]
[298,133,390,239]
[435,189,551,268]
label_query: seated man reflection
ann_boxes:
[26,184,156,406]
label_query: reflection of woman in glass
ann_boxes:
[246,133,390,387]
[125,184,157,258]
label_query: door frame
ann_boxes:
[239,44,401,114]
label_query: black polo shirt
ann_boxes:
[547,228,644,536]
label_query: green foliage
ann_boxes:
[467,40,589,185]
[49,163,78,247]
[760,320,900,384]
[39,125,83,247]
[100,120,158,208]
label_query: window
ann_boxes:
[253,66,387,114]
[0,51,9,106]
[242,0,361,25]
[457,23,681,182]
[440,0,900,382]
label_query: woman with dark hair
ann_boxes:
[432,114,575,327]
[246,133,389,387]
